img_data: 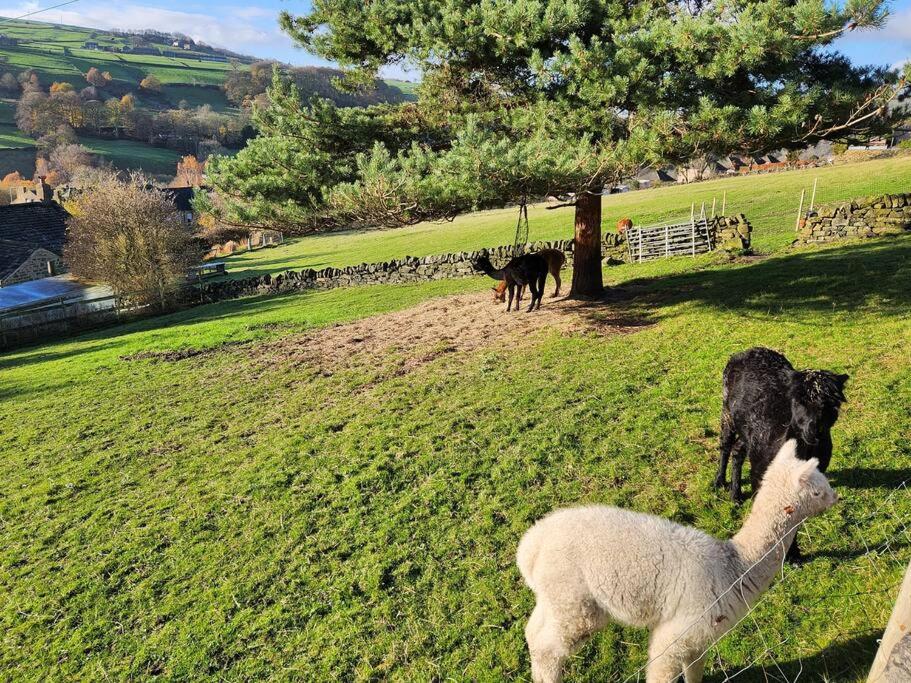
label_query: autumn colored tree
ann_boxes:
[85,67,112,88]
[139,74,162,92]
[173,156,206,187]
[65,174,203,309]
[49,82,75,94]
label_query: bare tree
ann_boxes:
[65,174,204,310]
[48,143,96,183]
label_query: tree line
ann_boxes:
[8,68,253,159]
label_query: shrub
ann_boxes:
[64,174,204,310]
[139,75,162,92]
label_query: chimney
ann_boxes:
[36,178,52,203]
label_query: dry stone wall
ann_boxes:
[198,215,751,304]
[798,193,911,244]
[198,240,577,303]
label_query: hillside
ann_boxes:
[0,18,417,178]
[219,154,911,278]
[1,231,908,679]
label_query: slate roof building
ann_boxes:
[0,201,69,287]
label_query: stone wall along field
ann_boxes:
[798,193,911,244]
[198,214,752,305]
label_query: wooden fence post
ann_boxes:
[869,558,911,682]
[721,191,727,216]
[665,224,669,258]
[711,197,717,219]
[795,189,806,231]
[809,177,819,212]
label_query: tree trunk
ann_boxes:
[569,191,603,298]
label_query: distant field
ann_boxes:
[0,125,33,149]
[0,147,35,175]
[77,137,183,176]
[161,85,236,112]
[222,154,911,278]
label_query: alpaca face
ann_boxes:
[792,458,838,517]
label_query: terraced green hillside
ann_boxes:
[0,18,416,177]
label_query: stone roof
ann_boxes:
[0,202,68,281]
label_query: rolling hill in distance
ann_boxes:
[0,18,417,179]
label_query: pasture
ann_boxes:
[1,233,909,680]
[76,137,184,177]
[221,154,911,279]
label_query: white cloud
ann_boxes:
[841,8,911,43]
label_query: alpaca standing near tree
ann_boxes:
[474,253,548,312]
[517,440,837,683]
[493,249,566,302]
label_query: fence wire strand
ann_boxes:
[618,479,911,683]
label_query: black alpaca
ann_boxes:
[474,254,549,312]
[714,347,848,560]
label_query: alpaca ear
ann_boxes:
[796,457,820,485]
[777,439,799,463]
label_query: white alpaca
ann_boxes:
[516,440,837,683]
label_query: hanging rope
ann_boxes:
[513,194,529,251]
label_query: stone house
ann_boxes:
[0,200,69,288]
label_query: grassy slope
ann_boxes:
[222,155,911,278]
[76,137,185,176]
[0,19,415,177]
[1,238,909,680]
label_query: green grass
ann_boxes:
[0,147,36,175]
[0,124,33,149]
[1,236,909,680]
[161,85,237,112]
[221,154,911,279]
[77,136,183,176]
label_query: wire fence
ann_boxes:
[618,478,911,682]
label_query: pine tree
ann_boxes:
[211,0,904,296]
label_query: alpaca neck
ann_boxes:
[480,261,506,281]
[729,485,802,597]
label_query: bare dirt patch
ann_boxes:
[256,290,650,377]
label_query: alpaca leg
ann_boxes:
[683,652,707,683]
[551,269,561,297]
[507,284,515,312]
[730,444,747,503]
[536,273,547,309]
[526,598,606,683]
[714,417,737,489]
[525,603,567,683]
[526,280,539,312]
[646,622,689,683]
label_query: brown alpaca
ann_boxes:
[617,217,633,234]
[493,249,566,302]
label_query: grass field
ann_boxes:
[1,234,909,680]
[221,154,911,279]
[76,136,184,176]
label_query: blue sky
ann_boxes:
[1,0,909,77]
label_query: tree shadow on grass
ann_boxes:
[0,339,129,371]
[613,237,911,322]
[707,632,880,682]
[830,467,911,490]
